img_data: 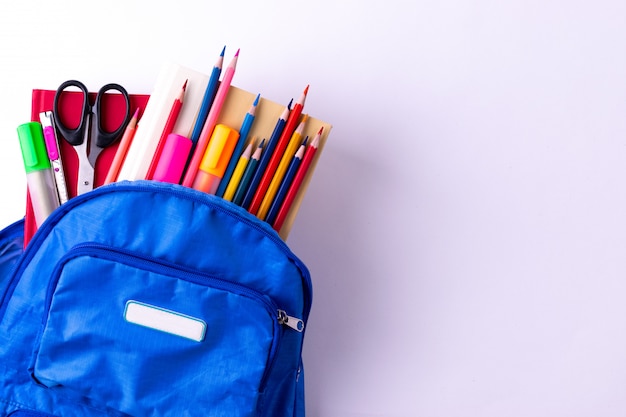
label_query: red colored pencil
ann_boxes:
[272,125,321,233]
[145,79,187,179]
[248,85,308,215]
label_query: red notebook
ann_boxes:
[24,89,151,246]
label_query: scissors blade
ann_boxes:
[75,140,96,195]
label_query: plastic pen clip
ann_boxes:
[39,111,69,204]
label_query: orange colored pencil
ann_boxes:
[145,79,187,180]
[104,107,139,184]
[272,126,321,233]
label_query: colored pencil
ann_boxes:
[215,93,260,197]
[232,139,264,206]
[257,114,308,220]
[146,79,187,180]
[265,142,305,226]
[241,102,291,211]
[104,107,139,184]
[272,126,322,233]
[248,85,308,215]
[189,47,224,152]
[182,49,239,187]
[222,142,252,202]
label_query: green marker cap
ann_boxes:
[17,122,51,173]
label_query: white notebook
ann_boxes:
[116,62,209,181]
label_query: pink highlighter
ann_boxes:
[192,124,239,194]
[152,133,192,184]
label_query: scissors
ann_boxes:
[53,80,131,195]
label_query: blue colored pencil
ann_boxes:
[189,46,225,150]
[265,141,305,225]
[233,139,264,206]
[215,93,260,197]
[241,101,291,211]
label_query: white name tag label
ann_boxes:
[124,300,206,342]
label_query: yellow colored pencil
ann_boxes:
[256,114,308,220]
[222,142,253,202]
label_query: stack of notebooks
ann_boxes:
[23,49,332,246]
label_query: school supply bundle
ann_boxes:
[0,47,331,416]
[22,50,332,246]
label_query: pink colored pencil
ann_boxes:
[182,49,239,187]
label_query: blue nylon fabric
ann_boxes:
[0,181,311,417]
[8,410,57,416]
[0,219,24,297]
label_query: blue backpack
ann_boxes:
[0,180,312,417]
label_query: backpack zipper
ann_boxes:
[277,310,304,332]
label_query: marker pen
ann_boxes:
[39,111,69,204]
[17,122,60,227]
[192,124,239,194]
[152,133,192,184]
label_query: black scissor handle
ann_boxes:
[53,80,90,146]
[93,83,131,149]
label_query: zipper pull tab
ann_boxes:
[278,310,304,332]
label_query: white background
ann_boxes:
[1,1,626,416]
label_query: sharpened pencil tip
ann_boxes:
[288,98,293,110]
[253,93,260,106]
[182,79,188,91]
[132,107,139,118]
[317,126,323,135]
[304,85,309,95]
[235,48,240,57]
[259,139,266,148]
[220,46,226,56]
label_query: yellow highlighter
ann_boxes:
[256,115,308,220]
[192,124,240,194]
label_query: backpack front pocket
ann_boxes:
[30,243,290,417]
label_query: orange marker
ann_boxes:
[192,124,240,194]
